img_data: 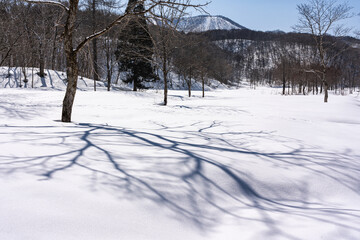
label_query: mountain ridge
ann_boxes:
[178,15,247,33]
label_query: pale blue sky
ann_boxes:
[200,0,360,33]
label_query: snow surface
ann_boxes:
[0,79,360,239]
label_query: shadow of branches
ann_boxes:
[0,122,359,238]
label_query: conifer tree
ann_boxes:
[116,0,157,91]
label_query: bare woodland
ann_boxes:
[0,0,359,122]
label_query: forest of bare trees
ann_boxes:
[0,0,359,117]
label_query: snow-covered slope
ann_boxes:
[0,87,360,240]
[0,67,228,91]
[0,67,108,90]
[178,15,247,33]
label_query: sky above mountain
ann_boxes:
[200,0,360,33]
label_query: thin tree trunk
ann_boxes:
[282,75,286,95]
[324,81,328,102]
[32,67,34,88]
[323,72,328,103]
[163,48,168,105]
[107,62,111,92]
[187,78,191,97]
[19,68,22,88]
[92,0,99,90]
[188,67,192,97]
[320,66,328,102]
[106,40,111,92]
[93,39,98,92]
[22,66,27,88]
[107,71,111,91]
[133,79,137,91]
[164,67,168,106]
[39,42,45,78]
[282,60,286,95]
[202,75,205,98]
[51,27,58,70]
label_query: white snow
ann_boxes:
[0,77,360,239]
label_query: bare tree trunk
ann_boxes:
[163,48,168,105]
[51,27,58,70]
[324,82,328,102]
[19,69,22,88]
[320,81,323,94]
[202,75,205,98]
[39,41,45,78]
[323,72,328,103]
[105,39,112,92]
[106,56,111,91]
[62,52,78,122]
[164,66,168,106]
[187,78,191,97]
[107,74,111,91]
[319,67,328,102]
[282,60,286,95]
[188,67,192,97]
[61,0,79,123]
[282,75,286,95]
[133,78,137,91]
[31,67,34,88]
[92,0,99,90]
[22,66,27,88]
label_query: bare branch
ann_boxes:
[22,0,69,11]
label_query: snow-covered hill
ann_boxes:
[178,15,247,33]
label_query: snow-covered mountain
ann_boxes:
[178,15,247,33]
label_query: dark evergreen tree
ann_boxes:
[116,0,157,91]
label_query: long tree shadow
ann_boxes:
[0,122,359,239]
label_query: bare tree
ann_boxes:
[355,13,360,38]
[21,0,208,122]
[294,0,353,102]
[149,0,189,105]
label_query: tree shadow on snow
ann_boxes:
[0,122,360,239]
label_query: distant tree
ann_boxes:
[116,0,157,91]
[149,0,189,105]
[294,0,353,102]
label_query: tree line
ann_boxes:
[1,0,359,122]
[0,0,229,89]
[197,27,360,96]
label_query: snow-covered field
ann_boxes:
[0,83,360,239]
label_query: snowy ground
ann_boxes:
[0,84,360,239]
